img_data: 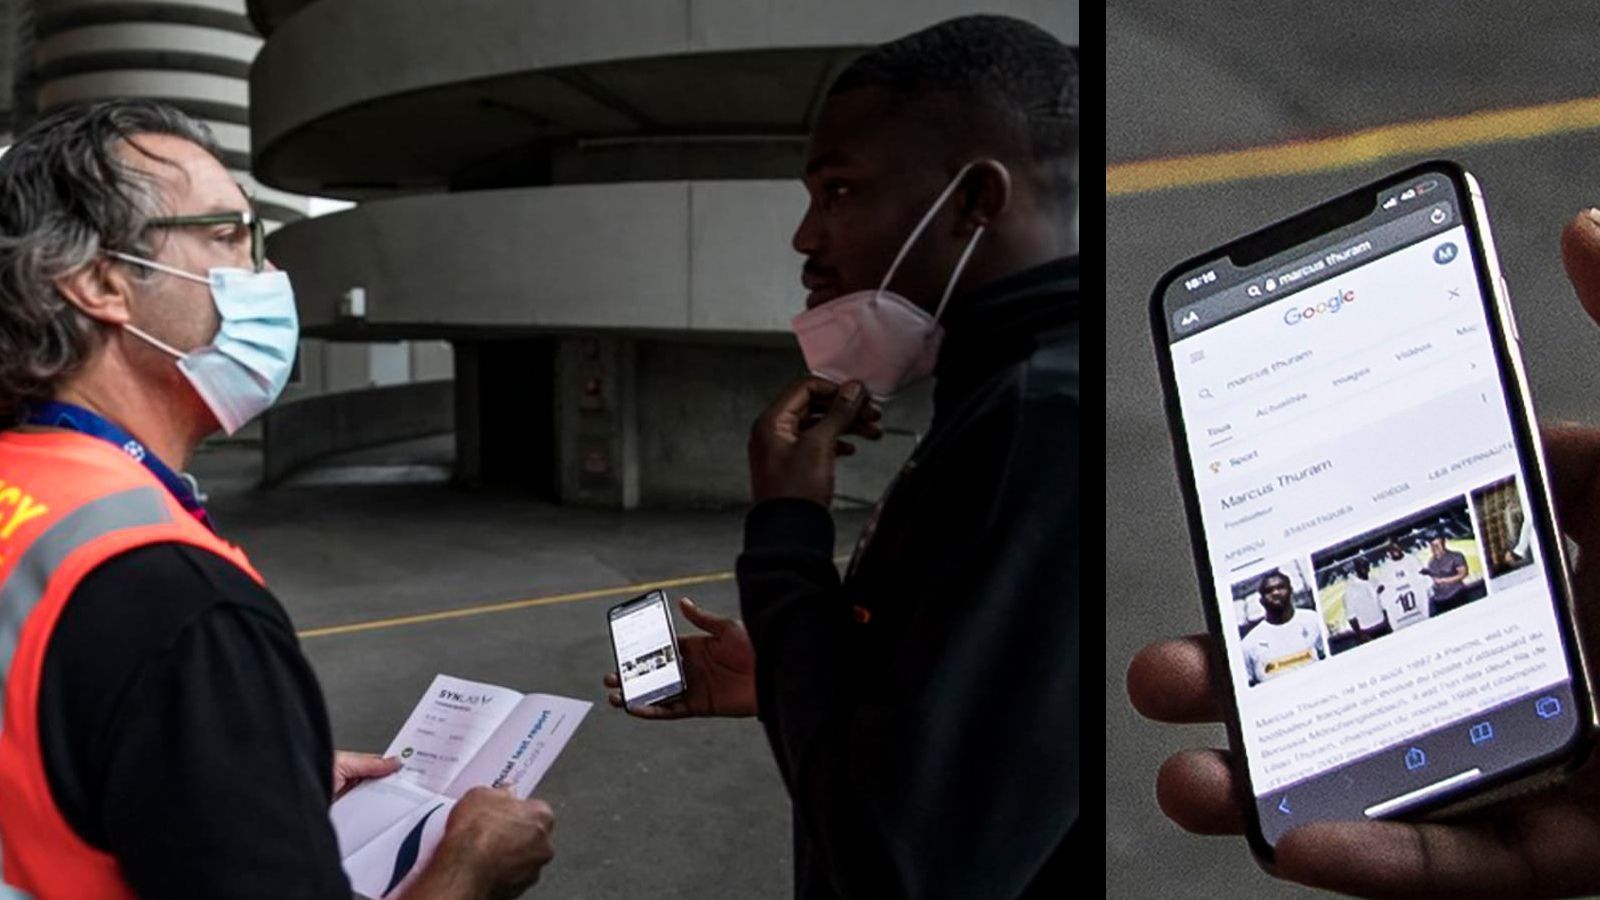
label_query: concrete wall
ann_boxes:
[633,340,931,508]
[411,340,453,381]
[248,0,1072,504]
[556,336,639,508]
[269,180,808,338]
[278,338,453,403]
[261,379,453,485]
[449,333,933,509]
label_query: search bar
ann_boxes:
[1196,333,1478,477]
[1172,201,1456,338]
[1191,314,1484,461]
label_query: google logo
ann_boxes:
[1284,289,1356,325]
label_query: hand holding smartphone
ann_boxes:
[1149,161,1594,859]
[607,590,688,709]
[603,596,759,719]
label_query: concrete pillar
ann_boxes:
[453,339,558,499]
[556,335,639,510]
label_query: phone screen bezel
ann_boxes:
[1148,159,1592,860]
[607,589,687,707]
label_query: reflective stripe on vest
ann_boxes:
[0,487,170,718]
[0,486,170,898]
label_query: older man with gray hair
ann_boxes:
[0,99,553,899]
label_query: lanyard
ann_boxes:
[22,401,214,531]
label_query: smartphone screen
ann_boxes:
[1153,163,1586,849]
[608,590,686,707]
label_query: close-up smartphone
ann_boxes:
[1150,160,1593,859]
[607,589,688,708]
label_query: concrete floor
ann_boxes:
[190,436,867,899]
[1111,6,1600,899]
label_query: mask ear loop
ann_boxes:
[876,161,980,298]
[107,251,211,286]
[123,323,187,361]
[930,226,986,324]
[105,252,205,360]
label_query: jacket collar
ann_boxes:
[932,255,1080,406]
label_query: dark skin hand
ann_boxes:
[598,381,881,722]
[802,389,884,449]
[603,597,758,719]
[750,376,883,506]
[1126,210,1600,899]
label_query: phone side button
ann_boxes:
[1499,277,1521,342]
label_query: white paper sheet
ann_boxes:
[330,675,590,898]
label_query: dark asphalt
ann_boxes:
[189,437,871,899]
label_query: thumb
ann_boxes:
[340,752,402,778]
[1560,209,1600,328]
[808,380,866,443]
[680,597,733,634]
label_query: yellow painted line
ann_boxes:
[1109,94,1600,197]
[296,555,853,640]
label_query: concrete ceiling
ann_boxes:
[247,0,1074,200]
[243,0,311,37]
[252,47,860,198]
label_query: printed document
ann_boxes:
[330,674,591,898]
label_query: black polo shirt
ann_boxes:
[35,542,349,898]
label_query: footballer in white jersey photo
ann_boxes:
[1232,564,1326,687]
[1377,540,1434,631]
[1312,494,1489,658]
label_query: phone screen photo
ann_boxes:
[1151,162,1588,852]
[608,590,687,708]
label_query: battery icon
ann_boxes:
[1415,179,1438,196]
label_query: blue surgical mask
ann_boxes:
[109,252,299,434]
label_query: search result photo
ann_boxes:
[620,643,677,686]
[1472,476,1540,591]
[1312,495,1487,657]
[1232,560,1326,686]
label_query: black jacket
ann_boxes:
[738,256,1080,899]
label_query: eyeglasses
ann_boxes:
[144,208,266,272]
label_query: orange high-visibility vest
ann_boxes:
[0,430,265,899]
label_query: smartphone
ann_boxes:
[607,590,687,708]
[1150,160,1594,859]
